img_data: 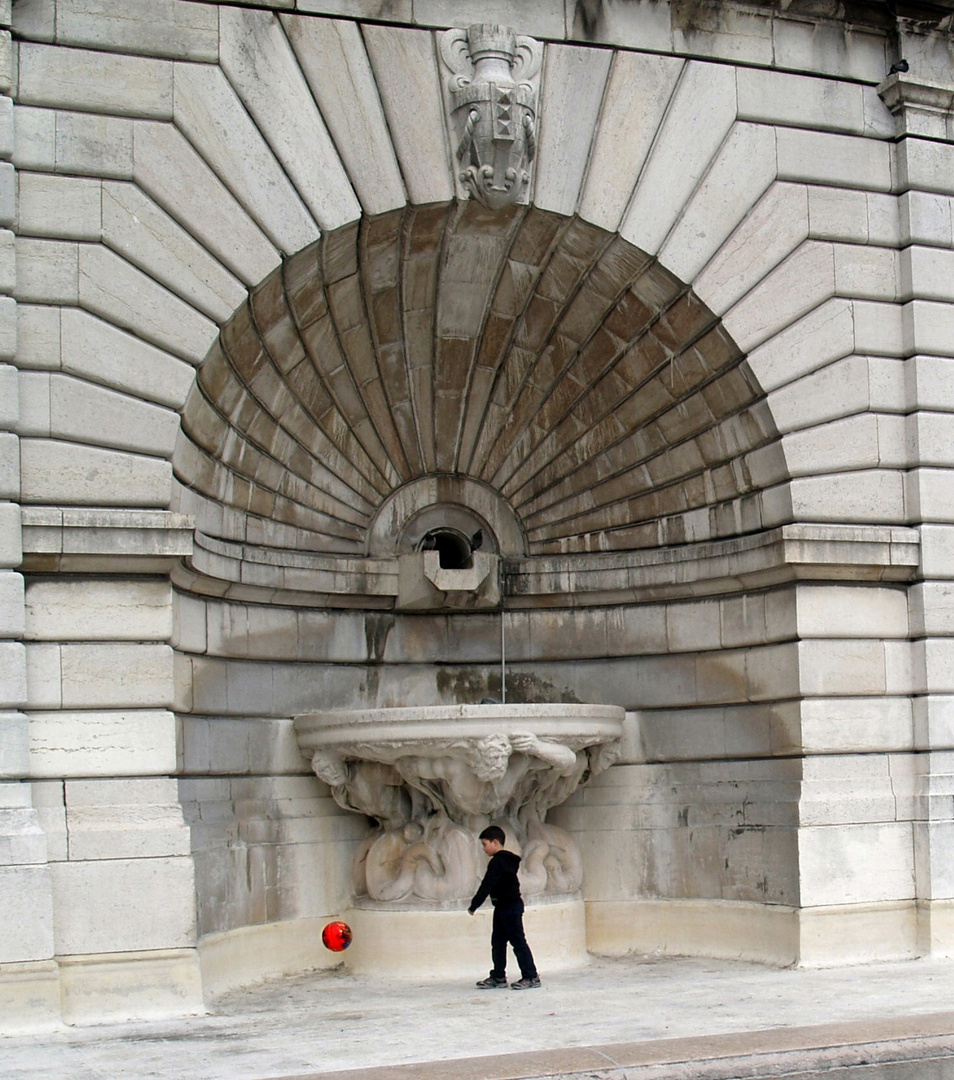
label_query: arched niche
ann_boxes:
[172,201,787,602]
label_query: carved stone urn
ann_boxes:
[294,704,623,908]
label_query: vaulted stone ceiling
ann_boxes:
[174,202,784,558]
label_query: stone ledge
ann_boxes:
[172,524,920,608]
[585,896,929,967]
[57,947,204,1026]
[879,72,954,115]
[20,508,193,572]
[510,523,921,606]
[342,899,587,978]
[878,71,954,138]
[198,918,339,999]
[0,959,59,1034]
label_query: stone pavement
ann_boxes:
[5,954,954,1080]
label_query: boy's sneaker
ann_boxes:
[510,976,541,990]
[475,975,508,988]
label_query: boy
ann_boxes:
[468,825,540,989]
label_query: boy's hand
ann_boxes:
[468,909,475,916]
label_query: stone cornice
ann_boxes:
[507,523,920,606]
[877,66,954,137]
[879,71,954,114]
[167,522,920,608]
[19,508,194,573]
[17,512,921,603]
[178,0,947,35]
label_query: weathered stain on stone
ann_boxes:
[431,666,575,704]
[573,0,604,39]
[364,612,395,663]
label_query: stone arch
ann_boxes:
[9,7,903,531]
[13,8,899,533]
[171,201,787,602]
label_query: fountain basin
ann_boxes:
[294,703,623,903]
[294,703,624,977]
[295,703,625,752]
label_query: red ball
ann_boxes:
[322,920,353,952]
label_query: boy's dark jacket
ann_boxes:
[468,849,522,911]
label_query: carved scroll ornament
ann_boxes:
[440,24,543,211]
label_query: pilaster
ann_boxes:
[880,40,954,956]
[8,508,202,1028]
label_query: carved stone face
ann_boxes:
[310,750,349,788]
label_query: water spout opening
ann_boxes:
[420,528,475,570]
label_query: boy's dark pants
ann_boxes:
[490,900,537,979]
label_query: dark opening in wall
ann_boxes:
[421,528,474,569]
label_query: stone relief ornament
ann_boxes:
[439,23,543,211]
[296,706,624,907]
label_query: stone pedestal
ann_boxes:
[342,897,587,978]
[294,704,621,978]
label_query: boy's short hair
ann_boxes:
[479,825,505,844]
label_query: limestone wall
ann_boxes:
[176,567,923,966]
[4,0,954,1029]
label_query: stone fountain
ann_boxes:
[294,703,624,975]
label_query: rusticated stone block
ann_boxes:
[18,172,101,240]
[55,110,134,178]
[51,856,195,955]
[0,711,27,777]
[28,708,177,778]
[78,244,218,363]
[173,62,318,256]
[18,43,173,119]
[282,15,404,217]
[133,121,278,287]
[0,863,54,963]
[20,440,172,508]
[53,0,219,61]
[219,6,360,232]
[25,579,172,643]
[64,778,191,861]
[363,24,452,206]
